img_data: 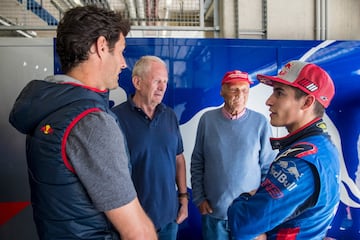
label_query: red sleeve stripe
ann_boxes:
[61,107,102,173]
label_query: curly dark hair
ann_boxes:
[56,5,131,73]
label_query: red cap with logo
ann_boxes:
[221,70,253,85]
[256,61,335,108]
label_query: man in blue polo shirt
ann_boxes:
[112,55,188,240]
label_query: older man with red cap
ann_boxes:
[228,61,341,239]
[191,70,276,240]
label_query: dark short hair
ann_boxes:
[293,86,325,117]
[56,5,131,73]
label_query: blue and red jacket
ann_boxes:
[9,80,120,239]
[228,118,340,240]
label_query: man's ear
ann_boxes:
[95,36,107,57]
[302,95,316,110]
[132,76,141,89]
[220,85,225,97]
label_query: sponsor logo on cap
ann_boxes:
[228,71,248,79]
[279,62,293,76]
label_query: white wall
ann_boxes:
[0,38,53,240]
[220,0,360,40]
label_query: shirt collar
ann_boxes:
[222,107,246,120]
[270,118,328,150]
[128,95,166,113]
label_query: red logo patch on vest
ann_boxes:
[40,124,54,134]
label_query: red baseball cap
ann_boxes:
[221,70,253,85]
[257,61,335,108]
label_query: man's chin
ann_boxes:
[270,119,281,127]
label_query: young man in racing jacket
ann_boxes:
[228,60,340,240]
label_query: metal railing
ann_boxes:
[0,0,219,38]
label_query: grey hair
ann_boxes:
[132,55,167,78]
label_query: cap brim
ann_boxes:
[257,74,293,87]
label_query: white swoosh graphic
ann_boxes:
[301,40,360,208]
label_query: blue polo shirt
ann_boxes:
[112,97,184,229]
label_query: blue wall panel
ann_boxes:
[53,38,360,239]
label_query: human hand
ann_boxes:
[198,200,213,215]
[248,189,257,196]
[176,199,188,224]
[254,233,267,240]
